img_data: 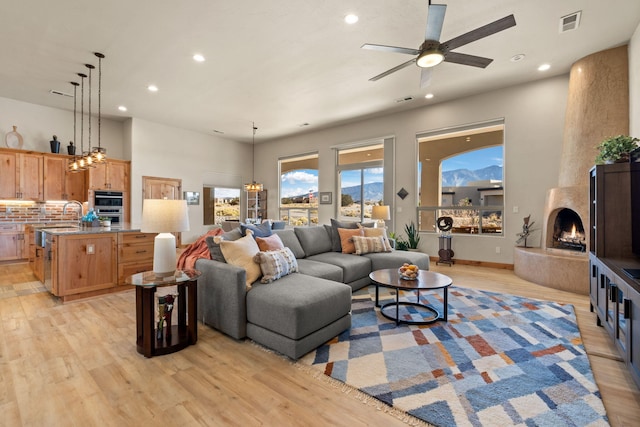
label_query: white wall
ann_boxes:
[254,75,569,264]
[129,118,251,243]
[630,22,640,137]
[0,96,125,158]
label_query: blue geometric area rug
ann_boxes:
[298,286,609,427]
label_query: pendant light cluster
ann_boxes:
[68,52,107,172]
[244,122,264,192]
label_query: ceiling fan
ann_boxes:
[362,1,516,88]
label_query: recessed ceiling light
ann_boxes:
[345,14,358,24]
[538,64,551,71]
[147,84,158,92]
[510,54,526,62]
[425,93,434,99]
[118,105,127,112]
[193,54,205,62]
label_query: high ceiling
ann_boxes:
[1,0,639,142]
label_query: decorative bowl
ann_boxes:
[398,263,419,280]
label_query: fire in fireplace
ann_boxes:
[552,208,586,251]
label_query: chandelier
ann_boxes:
[68,52,107,172]
[244,122,263,192]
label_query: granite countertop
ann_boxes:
[42,223,141,235]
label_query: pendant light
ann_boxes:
[90,52,107,164]
[68,81,81,172]
[244,122,263,192]
[82,63,95,168]
[77,72,88,170]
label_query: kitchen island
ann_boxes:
[43,224,155,302]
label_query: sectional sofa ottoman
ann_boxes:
[196,224,430,359]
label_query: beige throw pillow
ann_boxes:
[254,247,298,283]
[220,230,262,288]
[352,235,393,254]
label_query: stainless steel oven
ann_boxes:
[94,190,124,223]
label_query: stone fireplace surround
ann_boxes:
[514,45,629,295]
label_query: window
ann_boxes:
[203,186,241,225]
[417,121,504,235]
[337,143,384,222]
[279,153,318,226]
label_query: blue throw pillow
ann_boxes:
[241,221,272,238]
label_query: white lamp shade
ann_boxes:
[141,199,190,233]
[141,199,190,276]
[371,205,391,221]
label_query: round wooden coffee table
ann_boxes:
[369,269,452,325]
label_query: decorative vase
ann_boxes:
[50,135,60,153]
[67,141,76,155]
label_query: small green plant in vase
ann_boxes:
[404,221,421,250]
[595,135,639,164]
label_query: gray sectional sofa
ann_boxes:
[196,225,430,359]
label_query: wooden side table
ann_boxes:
[126,269,201,358]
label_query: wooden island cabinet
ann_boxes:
[46,227,154,303]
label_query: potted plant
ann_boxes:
[389,231,409,251]
[404,221,421,251]
[595,135,639,164]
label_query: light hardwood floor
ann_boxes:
[1,262,639,426]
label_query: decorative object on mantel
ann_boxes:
[396,187,408,200]
[49,135,60,153]
[516,214,536,247]
[67,141,75,155]
[5,125,23,149]
[244,121,263,192]
[595,134,639,164]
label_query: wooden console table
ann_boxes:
[126,269,200,358]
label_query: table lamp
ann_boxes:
[371,205,391,228]
[141,199,190,276]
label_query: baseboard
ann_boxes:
[429,256,514,270]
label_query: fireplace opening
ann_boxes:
[552,208,586,251]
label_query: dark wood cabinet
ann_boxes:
[589,162,640,389]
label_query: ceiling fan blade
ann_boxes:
[420,68,433,88]
[361,43,420,56]
[369,58,416,81]
[442,14,516,51]
[444,51,493,68]
[425,4,447,41]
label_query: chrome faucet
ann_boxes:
[63,200,83,226]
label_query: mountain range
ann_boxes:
[288,166,502,202]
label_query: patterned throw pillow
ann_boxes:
[362,227,393,249]
[337,227,364,254]
[256,233,285,252]
[254,247,299,283]
[219,230,262,288]
[352,235,393,255]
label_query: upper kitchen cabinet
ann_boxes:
[88,159,130,191]
[43,155,87,201]
[0,150,43,200]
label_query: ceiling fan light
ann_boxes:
[417,50,444,68]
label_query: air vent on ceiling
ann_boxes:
[559,11,581,33]
[395,96,414,103]
[49,89,73,98]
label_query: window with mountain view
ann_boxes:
[203,186,241,225]
[279,153,319,226]
[337,143,384,222]
[417,122,504,235]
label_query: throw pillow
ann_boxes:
[330,218,359,252]
[253,247,298,283]
[219,230,262,287]
[240,221,272,238]
[206,228,243,262]
[337,227,363,254]
[256,233,285,252]
[352,235,393,255]
[361,227,393,249]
